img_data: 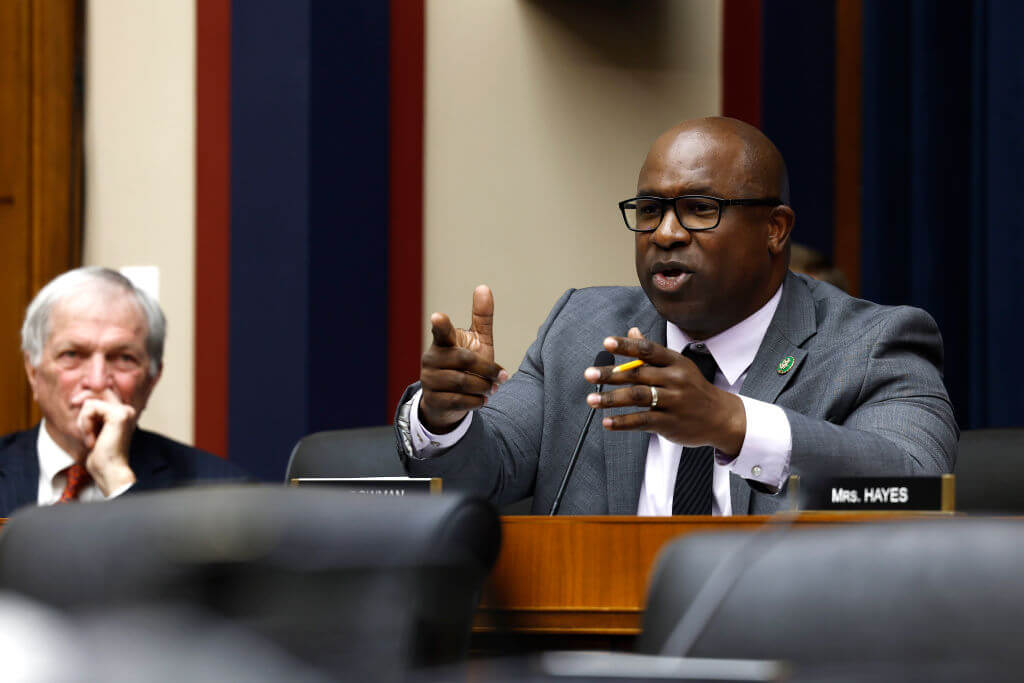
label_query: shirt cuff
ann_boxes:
[407,388,473,459]
[104,481,134,500]
[716,395,792,491]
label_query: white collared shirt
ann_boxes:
[636,285,791,516]
[36,419,134,505]
[408,286,793,516]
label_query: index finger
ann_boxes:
[77,399,104,436]
[100,387,124,405]
[602,335,677,366]
[430,312,458,347]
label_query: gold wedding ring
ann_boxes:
[650,386,659,409]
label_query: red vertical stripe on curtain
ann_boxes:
[834,0,862,296]
[722,0,763,127]
[387,0,425,418]
[195,0,231,457]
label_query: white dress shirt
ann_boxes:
[36,419,134,505]
[636,285,791,516]
[408,286,793,516]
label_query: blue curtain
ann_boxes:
[762,0,836,260]
[230,0,391,480]
[861,0,1024,429]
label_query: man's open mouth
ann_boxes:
[651,262,693,293]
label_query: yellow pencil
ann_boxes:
[612,359,645,373]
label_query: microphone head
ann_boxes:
[594,350,615,367]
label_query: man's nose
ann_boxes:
[651,206,692,248]
[82,355,111,389]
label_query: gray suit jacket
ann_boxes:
[398,273,958,514]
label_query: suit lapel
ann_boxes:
[603,302,665,514]
[0,426,43,516]
[732,273,817,513]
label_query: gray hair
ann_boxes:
[21,266,166,376]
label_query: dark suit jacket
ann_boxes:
[0,425,249,517]
[397,273,959,515]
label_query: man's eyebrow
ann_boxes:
[636,186,717,197]
[105,343,145,353]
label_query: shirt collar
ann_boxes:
[36,419,76,485]
[666,283,784,386]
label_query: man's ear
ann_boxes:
[767,205,796,256]
[23,353,39,401]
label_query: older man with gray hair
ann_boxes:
[0,267,247,517]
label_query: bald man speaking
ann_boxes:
[395,117,957,515]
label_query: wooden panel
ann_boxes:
[30,0,82,295]
[0,0,82,435]
[0,0,33,434]
[476,513,948,635]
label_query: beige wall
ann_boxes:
[77,0,721,442]
[424,0,722,372]
[82,0,195,443]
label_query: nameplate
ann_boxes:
[289,477,442,496]
[790,475,954,512]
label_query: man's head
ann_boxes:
[790,242,849,292]
[631,117,795,340]
[21,267,165,456]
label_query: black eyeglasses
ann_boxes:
[618,195,781,232]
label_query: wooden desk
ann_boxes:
[474,513,940,640]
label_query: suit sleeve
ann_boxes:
[401,289,577,505]
[785,306,958,479]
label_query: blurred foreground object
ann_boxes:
[639,521,1024,662]
[0,486,500,680]
[0,591,328,683]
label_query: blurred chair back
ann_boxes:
[287,427,533,515]
[285,426,403,482]
[955,428,1024,513]
[638,521,1024,663]
[0,486,500,680]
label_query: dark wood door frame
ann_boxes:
[0,0,83,434]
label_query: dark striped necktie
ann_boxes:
[672,345,719,515]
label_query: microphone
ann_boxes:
[549,350,615,515]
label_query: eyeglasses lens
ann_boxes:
[624,197,721,231]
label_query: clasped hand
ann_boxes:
[583,328,746,456]
[74,387,138,495]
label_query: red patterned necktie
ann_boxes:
[57,463,92,503]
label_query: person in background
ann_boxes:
[0,267,248,517]
[789,243,849,292]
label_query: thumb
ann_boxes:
[469,284,495,347]
[628,326,646,340]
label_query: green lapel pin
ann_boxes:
[777,355,796,375]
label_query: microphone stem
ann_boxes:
[549,383,602,516]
